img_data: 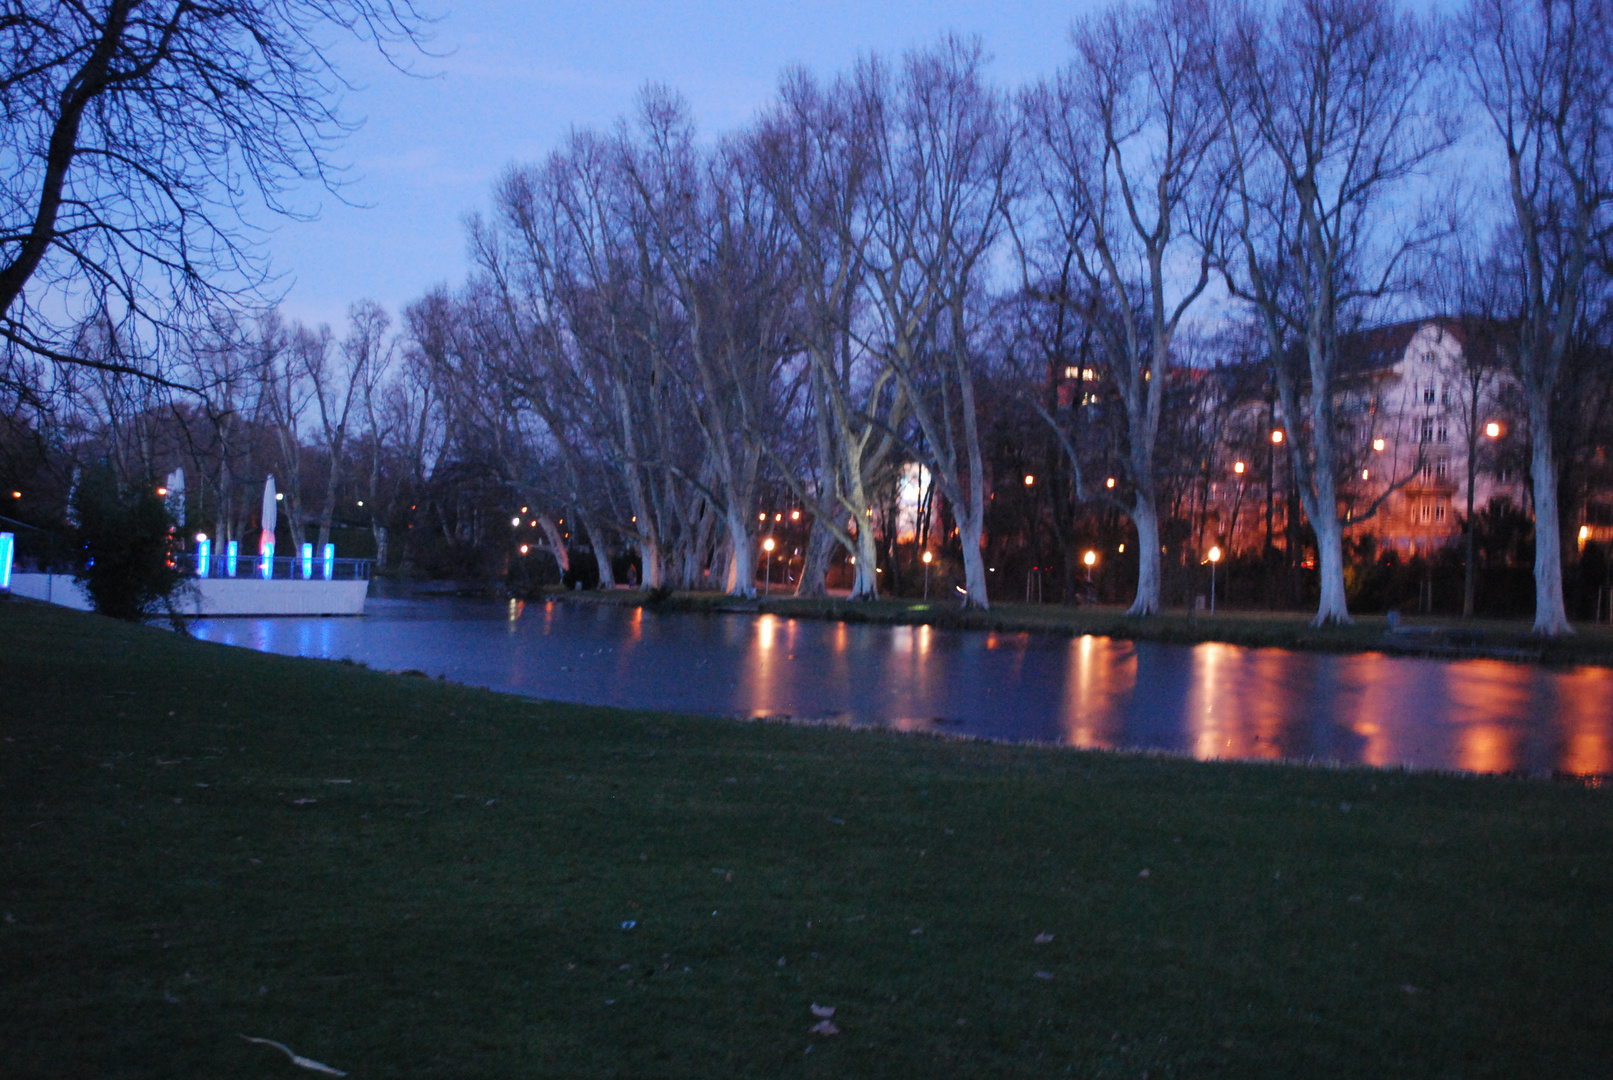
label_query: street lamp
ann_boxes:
[1208,545,1222,613]
[922,549,933,599]
[1271,429,1284,445]
[1233,461,1245,475]
[1485,421,1502,438]
[1024,474,1035,486]
[762,537,776,595]
[1083,549,1096,583]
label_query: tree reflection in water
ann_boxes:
[193,599,1613,777]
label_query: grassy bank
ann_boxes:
[541,587,1613,667]
[2,597,1610,1078]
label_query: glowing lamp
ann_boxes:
[260,540,275,579]
[1233,461,1245,474]
[275,492,284,501]
[226,540,238,577]
[1024,474,1035,486]
[520,544,529,554]
[759,512,767,521]
[511,516,521,527]
[775,513,783,521]
[1579,525,1591,542]
[10,491,19,499]
[922,551,933,564]
[0,532,13,591]
[300,542,314,579]
[1271,429,1284,444]
[156,486,168,496]
[1083,550,1097,567]
[195,537,211,577]
[1105,477,1116,489]
[323,543,335,580]
[1208,546,1222,563]
[1373,438,1386,452]
[763,537,776,553]
[1485,422,1502,438]
[1362,469,1370,480]
[357,500,364,507]
[791,510,800,521]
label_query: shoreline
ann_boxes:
[522,586,1613,667]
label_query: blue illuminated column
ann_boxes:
[196,538,211,577]
[300,542,313,579]
[323,543,335,581]
[261,540,275,579]
[0,532,13,591]
[226,540,238,577]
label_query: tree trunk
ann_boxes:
[1528,404,1572,635]
[1127,494,1162,616]
[583,515,615,589]
[537,516,569,574]
[850,524,880,600]
[957,516,989,608]
[1312,509,1351,626]
[372,524,388,573]
[724,508,756,599]
[795,520,834,598]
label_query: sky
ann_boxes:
[266,1,1095,330]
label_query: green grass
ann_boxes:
[2,597,1611,1078]
[563,587,1613,667]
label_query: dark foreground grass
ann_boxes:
[2,598,1611,1078]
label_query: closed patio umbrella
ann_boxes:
[261,475,277,555]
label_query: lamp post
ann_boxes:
[1083,549,1096,583]
[762,537,775,596]
[921,549,933,599]
[1208,545,1222,613]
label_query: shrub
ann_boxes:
[71,463,189,625]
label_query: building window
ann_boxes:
[1421,418,1434,442]
[1435,502,1447,523]
[1436,459,1448,480]
[1421,461,1434,482]
[1423,383,1436,405]
[1419,501,1434,523]
[1437,423,1449,443]
[1441,387,1452,406]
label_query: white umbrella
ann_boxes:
[261,474,277,555]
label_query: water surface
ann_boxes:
[192,597,1613,776]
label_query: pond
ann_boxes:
[191,597,1613,777]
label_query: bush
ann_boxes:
[71,464,189,624]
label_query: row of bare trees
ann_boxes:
[3,0,1609,633]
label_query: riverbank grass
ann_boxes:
[3,597,1610,1077]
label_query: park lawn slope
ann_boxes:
[1,597,1610,1078]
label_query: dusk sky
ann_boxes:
[267,1,1094,329]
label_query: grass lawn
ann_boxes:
[2,596,1611,1078]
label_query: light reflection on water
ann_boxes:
[191,597,1613,776]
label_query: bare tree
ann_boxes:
[1460,0,1613,635]
[304,299,388,554]
[752,66,909,600]
[1019,0,1226,615]
[0,0,427,383]
[260,316,314,552]
[1212,0,1455,625]
[857,38,1014,608]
